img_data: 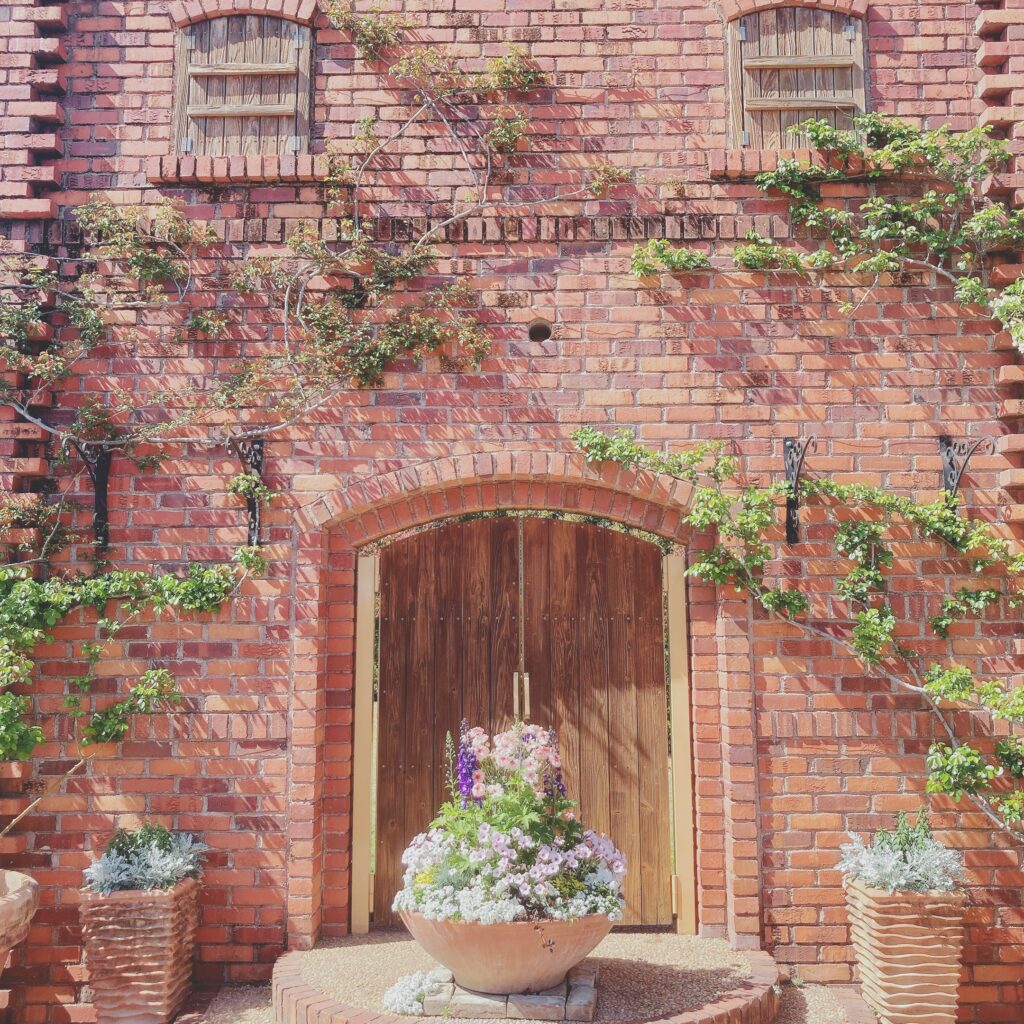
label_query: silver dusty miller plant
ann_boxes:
[838,811,963,893]
[84,824,208,895]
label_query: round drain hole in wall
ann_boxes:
[528,318,553,343]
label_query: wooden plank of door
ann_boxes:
[432,523,463,811]
[574,524,612,856]
[404,530,437,878]
[532,520,581,798]
[488,518,520,734]
[523,517,551,728]
[375,535,413,925]
[606,531,642,925]
[634,538,673,925]
[462,520,494,730]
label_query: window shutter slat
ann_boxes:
[175,14,312,157]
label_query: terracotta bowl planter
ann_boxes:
[845,877,966,1024]
[400,909,614,994]
[0,869,39,966]
[80,877,199,1024]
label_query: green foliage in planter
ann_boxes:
[838,810,962,893]
[573,427,1024,838]
[84,822,207,894]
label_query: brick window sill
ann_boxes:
[147,153,328,186]
[708,149,824,180]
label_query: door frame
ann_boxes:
[349,535,697,935]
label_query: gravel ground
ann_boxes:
[301,931,751,1022]
[200,937,854,1024]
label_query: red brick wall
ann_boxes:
[2,0,1023,1021]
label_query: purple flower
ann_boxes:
[457,719,480,808]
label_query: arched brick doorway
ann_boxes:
[365,513,676,928]
[285,450,765,952]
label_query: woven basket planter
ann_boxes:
[845,877,966,1024]
[80,877,199,1024]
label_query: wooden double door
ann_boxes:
[373,517,673,927]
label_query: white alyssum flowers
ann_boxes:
[380,971,439,1014]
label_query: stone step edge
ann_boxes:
[271,947,783,1024]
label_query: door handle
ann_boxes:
[523,672,530,721]
[513,671,520,720]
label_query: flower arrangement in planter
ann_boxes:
[393,721,626,995]
[80,824,207,1024]
[839,811,965,1024]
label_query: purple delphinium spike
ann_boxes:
[456,719,479,808]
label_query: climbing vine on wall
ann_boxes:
[573,426,1024,838]
[0,6,634,810]
[633,112,1024,349]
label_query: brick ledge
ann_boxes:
[271,947,783,1024]
[148,153,327,186]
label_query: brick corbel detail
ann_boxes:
[0,0,65,497]
[976,5,1024,522]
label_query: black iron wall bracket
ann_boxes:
[939,435,994,501]
[783,436,817,545]
[71,441,114,551]
[229,437,266,547]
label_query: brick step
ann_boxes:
[999,467,1024,489]
[0,458,48,477]
[977,74,1023,100]
[20,101,63,126]
[16,5,69,31]
[0,183,33,200]
[3,165,60,189]
[997,433,1024,456]
[977,40,1012,66]
[997,364,1024,385]
[976,9,1024,37]
[1003,503,1024,523]
[11,67,68,95]
[979,106,1024,129]
[29,37,68,65]
[991,262,1024,285]
[0,423,48,441]
[4,134,62,157]
[982,171,1024,195]
[999,398,1024,420]
[0,198,58,220]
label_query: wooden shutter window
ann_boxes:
[174,15,312,157]
[730,8,866,149]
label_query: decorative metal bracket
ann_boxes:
[939,435,994,500]
[783,436,817,544]
[72,441,114,551]
[229,437,265,547]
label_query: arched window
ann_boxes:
[173,14,312,157]
[728,7,866,148]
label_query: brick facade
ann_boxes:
[2,0,1023,1021]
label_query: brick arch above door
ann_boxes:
[296,449,697,547]
[285,449,764,954]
